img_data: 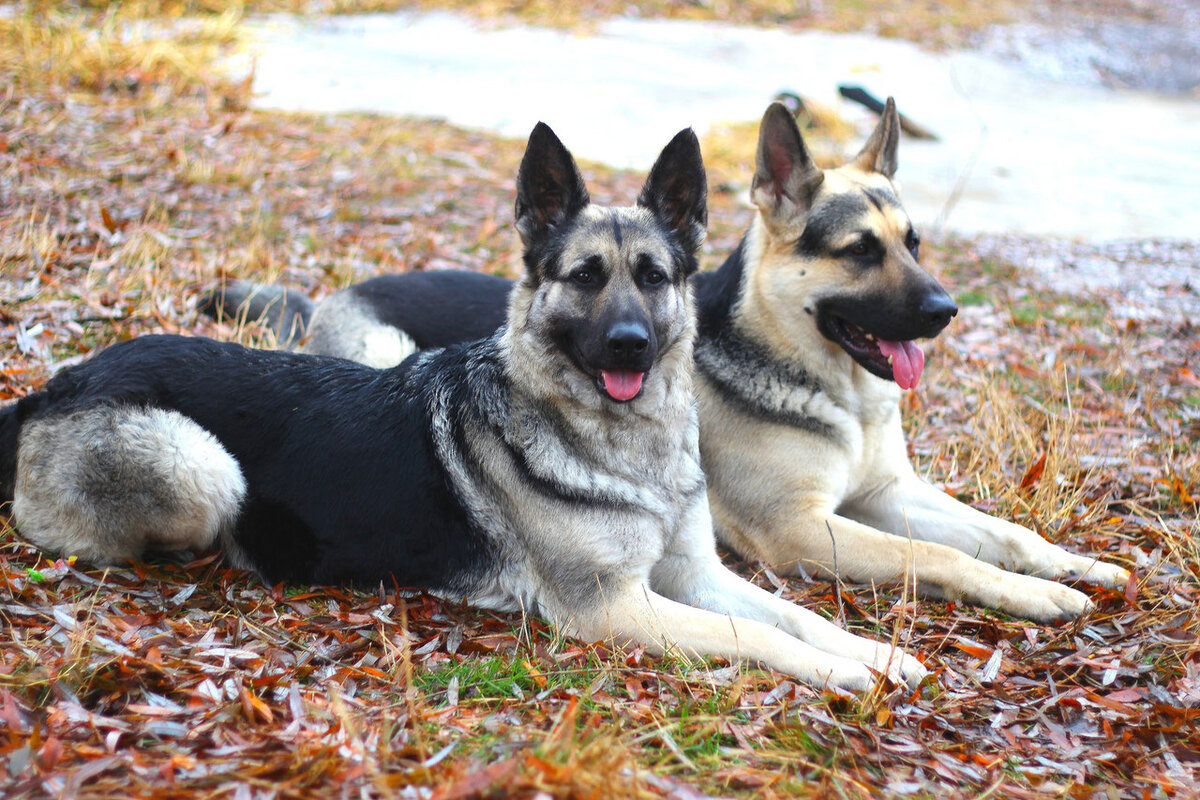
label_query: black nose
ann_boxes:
[920,292,958,333]
[607,322,650,359]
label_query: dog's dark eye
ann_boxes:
[643,269,667,287]
[841,234,882,264]
[570,256,606,286]
[635,254,667,288]
[906,231,921,260]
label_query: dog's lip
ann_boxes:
[828,315,885,360]
[822,313,924,388]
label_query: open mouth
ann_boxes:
[566,347,647,403]
[823,315,925,390]
[595,370,645,402]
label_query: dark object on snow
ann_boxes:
[773,91,809,121]
[838,85,939,140]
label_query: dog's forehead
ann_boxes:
[561,206,673,264]
[816,170,910,233]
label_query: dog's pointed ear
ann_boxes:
[751,102,825,225]
[853,96,900,178]
[637,128,708,259]
[514,122,590,246]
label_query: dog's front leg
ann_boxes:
[554,581,885,692]
[847,475,1131,589]
[649,547,928,689]
[736,503,1102,622]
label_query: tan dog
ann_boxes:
[691,101,1129,621]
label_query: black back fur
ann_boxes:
[2,335,500,590]
[359,271,513,349]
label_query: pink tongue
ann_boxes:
[601,370,644,401]
[876,339,925,390]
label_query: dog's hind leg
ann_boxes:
[303,290,419,368]
[12,407,246,564]
[198,281,314,348]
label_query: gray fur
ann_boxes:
[2,124,937,692]
[13,407,246,564]
[198,108,1127,628]
[694,328,840,441]
[206,282,416,369]
[201,281,313,347]
[305,291,418,368]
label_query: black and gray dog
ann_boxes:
[1,123,926,692]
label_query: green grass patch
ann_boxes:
[954,288,993,307]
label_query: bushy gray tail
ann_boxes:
[197,281,315,348]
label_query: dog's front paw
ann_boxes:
[1035,554,1131,590]
[811,658,877,694]
[1073,559,1130,590]
[894,651,930,689]
[994,574,1094,622]
[868,645,928,689]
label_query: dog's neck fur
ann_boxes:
[695,215,900,432]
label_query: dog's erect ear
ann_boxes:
[853,96,900,179]
[751,102,825,224]
[637,128,708,258]
[514,122,591,246]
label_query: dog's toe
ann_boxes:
[981,571,1095,622]
[820,661,876,694]
[1034,553,1130,590]
[1081,561,1131,590]
[1051,585,1094,620]
[868,647,929,689]
[896,653,930,689]
[1024,581,1093,622]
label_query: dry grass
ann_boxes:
[700,100,859,192]
[0,2,246,104]
[312,0,1176,46]
[2,4,1198,798]
[388,0,1017,43]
